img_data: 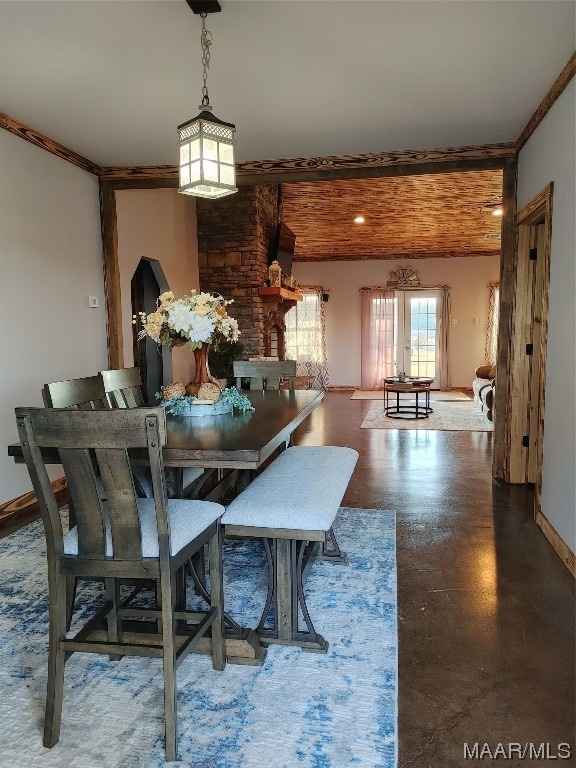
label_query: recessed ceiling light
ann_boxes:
[492,208,503,217]
[354,216,365,224]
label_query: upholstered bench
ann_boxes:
[221,445,359,652]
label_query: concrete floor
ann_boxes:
[292,391,575,768]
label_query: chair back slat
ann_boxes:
[101,368,145,408]
[96,448,142,559]
[42,375,108,409]
[14,408,167,562]
[233,360,296,391]
[59,448,107,558]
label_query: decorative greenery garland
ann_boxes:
[155,386,255,416]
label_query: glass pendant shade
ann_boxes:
[178,108,237,199]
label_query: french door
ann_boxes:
[395,290,441,386]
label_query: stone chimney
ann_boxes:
[196,184,279,357]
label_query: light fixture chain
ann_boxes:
[200,12,212,107]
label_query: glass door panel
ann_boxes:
[395,290,441,386]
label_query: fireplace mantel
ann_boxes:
[258,286,302,306]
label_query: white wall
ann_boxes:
[517,81,576,555]
[293,255,500,387]
[115,189,199,385]
[0,130,107,503]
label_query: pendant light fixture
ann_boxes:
[178,5,237,199]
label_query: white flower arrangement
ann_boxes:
[134,290,240,350]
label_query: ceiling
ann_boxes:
[1,1,573,167]
[281,170,503,261]
[0,1,573,261]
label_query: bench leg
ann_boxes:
[318,526,349,564]
[257,538,328,653]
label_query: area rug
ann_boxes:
[351,389,471,401]
[361,399,493,431]
[0,507,397,768]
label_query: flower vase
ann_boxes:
[193,342,212,386]
[185,342,220,397]
[181,341,231,415]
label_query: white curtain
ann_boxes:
[438,285,451,391]
[360,288,396,389]
[285,288,329,389]
[485,283,500,366]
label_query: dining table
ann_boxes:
[7,388,325,665]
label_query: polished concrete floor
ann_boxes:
[292,391,575,768]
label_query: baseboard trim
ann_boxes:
[0,477,68,538]
[535,509,576,578]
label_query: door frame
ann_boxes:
[501,183,553,514]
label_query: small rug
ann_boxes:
[361,399,493,431]
[351,389,471,401]
[0,507,397,768]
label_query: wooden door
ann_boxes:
[526,222,547,485]
[396,290,442,386]
[506,184,552,492]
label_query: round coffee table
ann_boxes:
[383,377,434,419]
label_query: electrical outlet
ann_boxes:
[87,296,99,308]
[473,317,480,326]
[451,317,459,325]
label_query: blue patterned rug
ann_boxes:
[0,507,397,768]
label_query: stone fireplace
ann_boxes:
[196,183,294,359]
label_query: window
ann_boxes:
[285,289,329,389]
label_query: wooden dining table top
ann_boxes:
[8,389,325,471]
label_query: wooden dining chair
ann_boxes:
[233,359,297,391]
[42,374,108,409]
[15,406,226,762]
[100,366,146,408]
[42,374,111,626]
[100,367,207,499]
[44,374,148,497]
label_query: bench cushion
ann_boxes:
[221,446,359,531]
[64,499,223,558]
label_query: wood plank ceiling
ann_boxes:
[280,169,503,261]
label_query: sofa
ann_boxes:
[472,364,496,421]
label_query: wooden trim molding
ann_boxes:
[97,143,515,184]
[0,111,101,175]
[535,509,576,578]
[100,165,178,181]
[516,51,576,153]
[492,157,517,480]
[99,177,180,369]
[235,143,515,185]
[516,182,554,225]
[99,180,124,369]
[0,477,68,538]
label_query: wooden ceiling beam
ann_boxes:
[235,143,515,185]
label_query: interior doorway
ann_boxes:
[131,258,172,403]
